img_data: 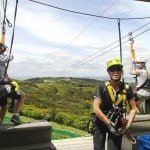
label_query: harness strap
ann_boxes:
[136,79,148,91]
[135,70,148,91]
[105,81,128,106]
[115,89,126,106]
[0,80,11,85]
[105,81,115,103]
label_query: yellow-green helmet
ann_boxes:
[107,58,123,70]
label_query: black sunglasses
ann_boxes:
[108,66,122,72]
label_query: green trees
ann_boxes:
[19,77,100,131]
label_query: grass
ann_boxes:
[51,121,89,140]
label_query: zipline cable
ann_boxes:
[28,0,150,20]
[43,0,119,67]
[63,27,150,77]
[28,0,150,70]
[67,27,150,73]
[71,22,150,69]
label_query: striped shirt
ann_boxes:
[0,49,13,81]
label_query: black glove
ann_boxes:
[107,122,118,136]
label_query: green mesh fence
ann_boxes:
[52,128,81,140]
[3,116,11,124]
[2,116,81,140]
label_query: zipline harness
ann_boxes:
[105,81,136,144]
[129,32,150,90]
[87,81,136,144]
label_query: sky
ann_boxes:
[1,0,150,81]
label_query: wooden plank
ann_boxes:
[53,136,93,150]
[134,114,150,122]
[53,114,150,150]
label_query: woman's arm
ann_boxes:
[0,47,13,63]
[129,63,137,75]
[126,100,137,128]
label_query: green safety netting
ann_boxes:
[3,116,11,124]
[52,128,81,140]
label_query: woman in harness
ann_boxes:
[93,58,137,150]
[129,56,150,113]
[129,56,150,97]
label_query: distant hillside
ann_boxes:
[26,77,101,82]
[16,77,103,130]
[13,75,135,83]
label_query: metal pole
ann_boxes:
[117,18,125,83]
[117,18,122,62]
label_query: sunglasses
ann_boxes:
[108,66,122,72]
[136,62,143,64]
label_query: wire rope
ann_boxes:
[28,0,150,20]
[70,22,150,69]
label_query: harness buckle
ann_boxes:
[112,104,119,112]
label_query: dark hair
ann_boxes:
[0,43,4,48]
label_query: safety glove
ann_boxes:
[11,80,19,92]
[107,122,118,136]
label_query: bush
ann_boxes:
[21,105,50,120]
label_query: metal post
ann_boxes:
[117,18,122,62]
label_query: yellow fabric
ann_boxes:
[147,70,150,80]
[11,80,19,92]
[130,44,135,60]
[1,33,5,44]
[105,81,128,106]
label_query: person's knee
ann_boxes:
[21,92,25,100]
[1,105,7,111]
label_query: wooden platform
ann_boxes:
[0,121,56,150]
[53,136,93,150]
[0,114,149,150]
[53,114,150,150]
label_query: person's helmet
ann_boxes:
[136,56,146,63]
[107,58,123,71]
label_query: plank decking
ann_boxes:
[53,136,93,150]
[53,114,150,150]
